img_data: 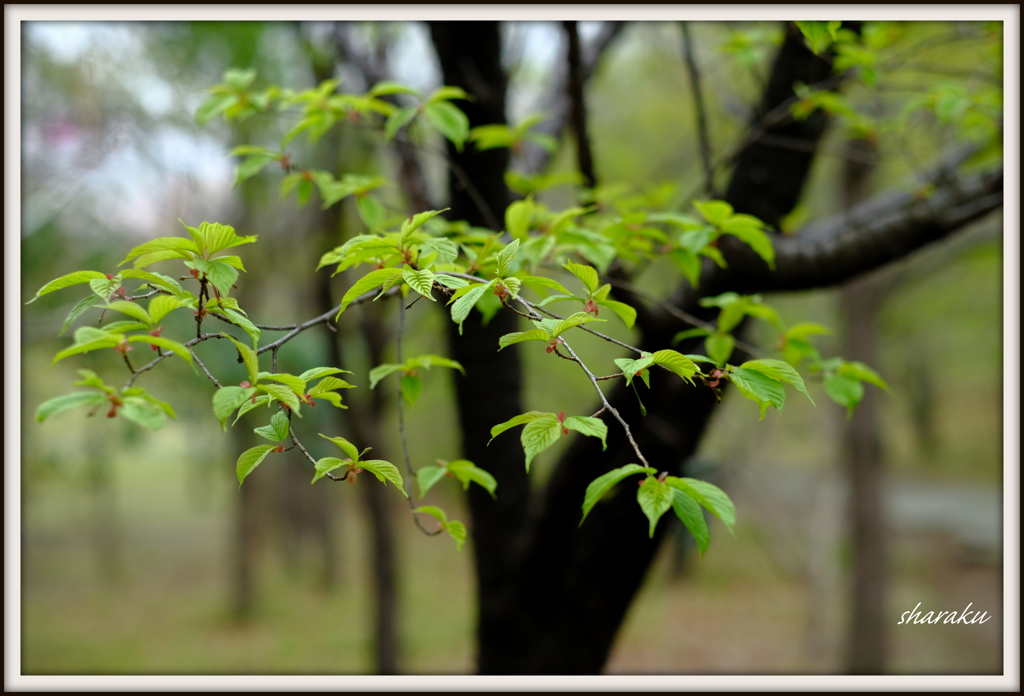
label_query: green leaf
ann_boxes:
[196,93,237,126]
[669,249,703,288]
[614,355,654,387]
[416,465,448,499]
[234,154,278,185]
[671,488,709,557]
[517,274,572,298]
[426,85,470,105]
[120,397,168,430]
[449,280,495,333]
[211,307,261,348]
[36,391,108,422]
[299,366,350,382]
[823,373,864,417]
[213,386,257,431]
[729,367,786,412]
[723,216,775,269]
[356,194,387,232]
[705,333,735,366]
[637,478,675,538]
[665,477,736,532]
[580,463,657,526]
[495,238,520,277]
[254,411,290,443]
[521,415,562,472]
[401,208,449,238]
[497,329,551,350]
[148,295,185,325]
[191,259,239,298]
[118,237,199,267]
[562,416,608,450]
[59,295,101,335]
[411,506,468,552]
[368,363,403,390]
[318,433,361,462]
[424,101,470,150]
[672,327,711,345]
[446,460,497,498]
[693,200,734,226]
[400,374,423,406]
[597,300,636,329]
[338,268,405,317]
[650,349,699,384]
[311,457,349,483]
[565,261,599,294]
[384,106,418,142]
[552,312,605,337]
[128,335,194,366]
[740,359,815,405]
[795,20,837,55]
[237,445,278,485]
[308,376,355,395]
[51,327,121,364]
[74,369,112,392]
[233,394,272,423]
[370,80,420,98]
[505,200,534,238]
[28,271,107,303]
[259,383,301,414]
[222,334,259,385]
[838,361,889,391]
[402,267,437,300]
[360,460,407,497]
[489,411,551,442]
[89,276,122,300]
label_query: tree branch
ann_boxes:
[563,21,597,190]
[680,22,713,197]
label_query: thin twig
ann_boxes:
[122,332,225,390]
[292,429,345,481]
[191,349,222,388]
[681,22,714,196]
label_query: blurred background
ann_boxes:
[18,20,1004,675]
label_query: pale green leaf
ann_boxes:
[650,349,699,384]
[672,488,709,557]
[666,477,736,532]
[360,460,407,497]
[237,444,277,485]
[562,416,608,451]
[637,479,675,538]
[521,415,562,472]
[28,271,107,303]
[489,411,551,442]
[497,329,551,350]
[318,433,360,461]
[338,268,405,317]
[565,261,599,294]
[36,392,108,422]
[580,463,657,526]
[402,267,437,300]
[416,466,448,499]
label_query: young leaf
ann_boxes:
[312,457,349,483]
[360,460,407,497]
[722,216,775,269]
[597,300,637,329]
[672,488,710,557]
[580,463,657,526]
[705,333,735,366]
[191,259,239,298]
[299,367,351,382]
[120,397,168,431]
[505,200,534,239]
[521,415,562,472]
[497,329,551,350]
[402,267,437,300]
[36,392,108,422]
[693,200,734,226]
[446,460,498,498]
[565,261,599,294]
[237,444,277,485]
[649,350,698,383]
[222,334,259,385]
[562,416,608,450]
[59,295,101,336]
[384,106,418,142]
[416,465,448,499]
[194,221,258,256]
[740,358,815,404]
[411,506,468,552]
[489,411,550,442]
[495,238,520,277]
[424,101,470,150]
[212,386,257,431]
[28,271,107,303]
[449,280,496,333]
[254,411,290,443]
[823,373,865,417]
[401,208,449,238]
[838,361,889,391]
[368,363,404,390]
[318,433,360,461]
[551,312,605,337]
[338,268,405,317]
[637,478,675,538]
[148,295,186,325]
[400,374,423,406]
[615,355,655,387]
[665,477,736,533]
[51,327,121,364]
[118,237,199,267]
[729,367,786,412]
[128,335,194,366]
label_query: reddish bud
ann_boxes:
[708,378,720,388]
[347,472,358,484]
[585,299,600,316]
[562,427,569,436]
[105,274,114,280]
[106,406,118,418]
[546,345,555,353]
[240,381,251,389]
[657,471,668,483]
[190,268,200,278]
[638,478,645,486]
[557,411,565,423]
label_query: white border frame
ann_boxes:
[5,4,1019,692]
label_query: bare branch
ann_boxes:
[680,22,714,196]
[563,21,597,189]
